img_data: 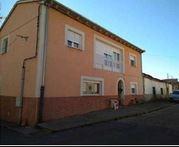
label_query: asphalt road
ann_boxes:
[1,103,179,145]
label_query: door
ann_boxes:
[118,80,124,102]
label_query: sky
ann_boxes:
[0,0,179,80]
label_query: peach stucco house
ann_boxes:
[0,0,145,126]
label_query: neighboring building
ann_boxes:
[143,73,172,101]
[163,79,179,91]
[0,0,145,126]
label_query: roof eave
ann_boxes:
[46,0,145,53]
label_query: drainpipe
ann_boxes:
[140,53,145,96]
[19,1,42,125]
[36,1,48,123]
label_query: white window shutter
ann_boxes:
[74,33,81,44]
[67,30,74,41]
[130,55,135,61]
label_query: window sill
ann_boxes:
[131,65,137,68]
[67,45,83,51]
[81,94,101,96]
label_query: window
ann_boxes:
[113,52,120,62]
[113,52,120,69]
[94,37,124,73]
[152,87,156,96]
[104,53,112,67]
[81,76,104,96]
[83,81,100,95]
[0,37,8,54]
[131,83,137,95]
[65,25,84,50]
[161,88,164,95]
[129,54,136,67]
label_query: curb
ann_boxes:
[40,104,173,133]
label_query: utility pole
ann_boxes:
[167,73,169,79]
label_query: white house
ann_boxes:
[143,73,172,101]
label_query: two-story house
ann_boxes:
[0,0,145,126]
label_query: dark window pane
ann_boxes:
[67,40,72,47]
[73,42,79,48]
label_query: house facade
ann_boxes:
[163,79,179,91]
[143,73,172,101]
[0,0,144,126]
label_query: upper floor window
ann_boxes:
[65,25,85,50]
[113,52,120,69]
[113,52,120,62]
[94,36,124,73]
[130,82,138,95]
[129,54,136,67]
[0,37,9,54]
[104,53,112,67]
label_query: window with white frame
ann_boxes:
[104,53,112,67]
[94,37,123,73]
[113,52,120,69]
[131,83,138,95]
[65,25,84,50]
[81,76,103,96]
[129,54,136,67]
[0,37,8,54]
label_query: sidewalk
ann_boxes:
[0,100,174,135]
[37,100,174,132]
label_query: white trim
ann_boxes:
[93,34,125,74]
[80,76,104,96]
[65,24,85,50]
[130,82,138,95]
[129,52,137,68]
[0,35,9,54]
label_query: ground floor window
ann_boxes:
[81,76,104,96]
[130,82,138,95]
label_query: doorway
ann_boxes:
[118,79,124,102]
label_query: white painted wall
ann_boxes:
[144,77,167,95]
[144,77,172,96]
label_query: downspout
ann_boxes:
[38,1,48,123]
[140,53,145,96]
[19,2,41,125]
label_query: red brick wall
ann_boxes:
[0,96,20,123]
[42,95,144,121]
[42,96,118,121]
[0,96,39,126]
[1,95,144,125]
[21,97,39,126]
[123,95,144,105]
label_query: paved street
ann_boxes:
[1,103,179,145]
